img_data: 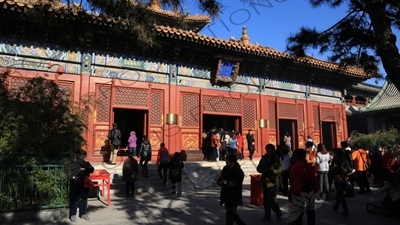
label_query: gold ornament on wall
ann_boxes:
[166,114,178,125]
[259,119,267,128]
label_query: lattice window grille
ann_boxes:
[58,83,73,100]
[278,103,297,118]
[321,107,335,121]
[97,86,111,123]
[297,104,304,130]
[150,91,163,125]
[9,77,28,92]
[202,96,241,114]
[268,101,276,130]
[243,100,256,129]
[335,109,341,131]
[114,87,148,107]
[182,94,200,127]
[313,106,320,131]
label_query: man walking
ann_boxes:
[157,143,170,186]
[107,123,121,165]
[257,144,282,222]
[246,129,255,160]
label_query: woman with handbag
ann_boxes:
[122,152,139,198]
[67,149,94,222]
[330,148,351,217]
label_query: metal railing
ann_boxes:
[0,164,69,212]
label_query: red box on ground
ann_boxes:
[250,174,264,206]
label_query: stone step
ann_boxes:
[185,149,204,161]
[91,159,262,194]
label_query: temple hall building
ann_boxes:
[0,0,377,162]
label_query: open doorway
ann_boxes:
[322,122,336,151]
[113,108,148,152]
[203,114,241,133]
[279,119,298,151]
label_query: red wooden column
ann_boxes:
[80,67,93,159]
[259,94,269,157]
[166,80,180,152]
[341,104,348,140]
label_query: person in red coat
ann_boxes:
[288,149,320,225]
[236,132,243,160]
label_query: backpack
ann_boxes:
[300,163,314,193]
[160,151,169,163]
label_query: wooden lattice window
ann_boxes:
[321,107,335,121]
[97,86,111,123]
[114,87,148,107]
[278,103,297,118]
[268,101,276,130]
[150,91,163,125]
[182,94,200,127]
[335,108,341,131]
[243,100,256,129]
[297,104,304,131]
[313,106,320,131]
[202,95,241,114]
[9,77,28,92]
[58,82,73,101]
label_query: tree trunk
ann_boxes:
[363,0,400,90]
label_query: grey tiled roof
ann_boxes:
[360,81,400,113]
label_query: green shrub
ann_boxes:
[0,166,69,212]
[351,128,400,150]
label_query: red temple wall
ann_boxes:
[5,69,348,162]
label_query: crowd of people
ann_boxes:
[67,123,400,224]
[218,138,400,225]
[202,128,256,162]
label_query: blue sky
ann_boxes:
[181,0,400,87]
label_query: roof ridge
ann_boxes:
[154,25,370,77]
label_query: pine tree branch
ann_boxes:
[321,9,361,34]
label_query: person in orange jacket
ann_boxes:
[352,144,371,194]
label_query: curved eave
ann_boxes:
[360,81,400,114]
[346,105,361,116]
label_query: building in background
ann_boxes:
[345,83,380,135]
[360,80,400,132]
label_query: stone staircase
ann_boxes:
[91,158,261,197]
[184,149,204,161]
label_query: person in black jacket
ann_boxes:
[107,123,121,165]
[169,152,185,196]
[122,152,139,198]
[246,129,255,160]
[331,148,351,217]
[139,135,152,178]
[67,149,94,222]
[218,154,246,225]
[341,141,355,197]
